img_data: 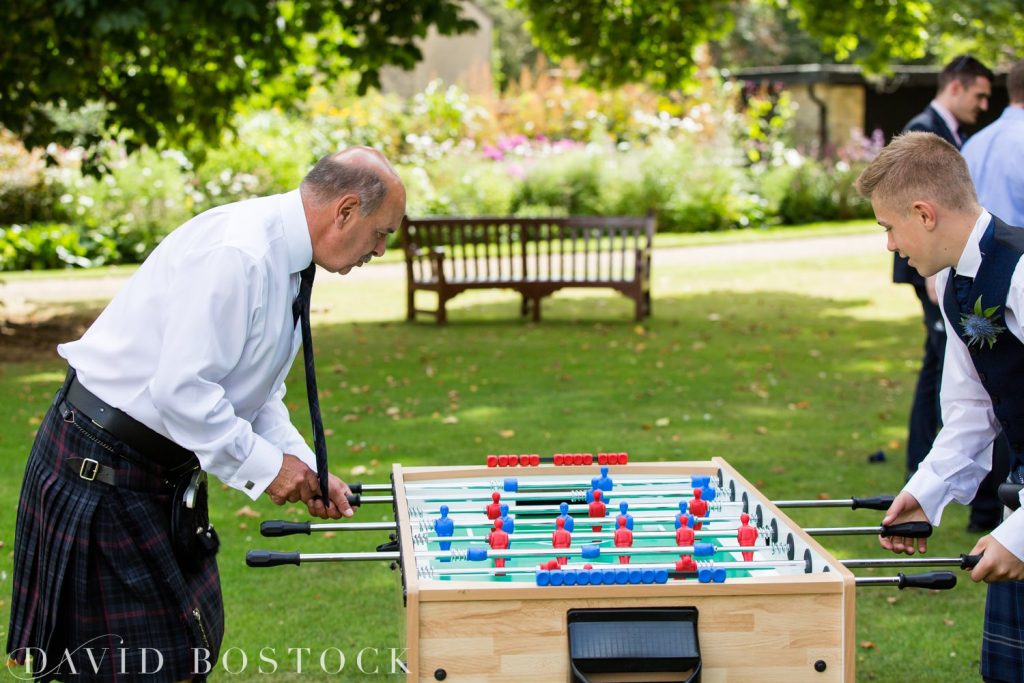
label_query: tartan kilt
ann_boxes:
[983,580,1024,682]
[6,390,224,682]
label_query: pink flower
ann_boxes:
[506,162,526,179]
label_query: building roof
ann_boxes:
[729,63,1008,90]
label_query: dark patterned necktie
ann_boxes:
[952,271,973,312]
[293,263,330,507]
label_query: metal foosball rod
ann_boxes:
[244,549,959,591]
[805,521,932,538]
[260,518,931,540]
[346,486,897,512]
[842,554,982,570]
[418,563,959,589]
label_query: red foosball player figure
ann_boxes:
[675,523,695,548]
[736,512,758,561]
[589,489,607,532]
[486,491,502,520]
[552,516,572,566]
[676,554,697,573]
[614,517,633,564]
[488,519,510,572]
[688,488,708,530]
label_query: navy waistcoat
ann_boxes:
[943,216,1024,467]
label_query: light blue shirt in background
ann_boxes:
[963,106,1024,227]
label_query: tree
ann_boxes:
[0,0,476,155]
[514,0,735,88]
[514,0,1023,87]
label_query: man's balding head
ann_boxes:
[301,146,404,216]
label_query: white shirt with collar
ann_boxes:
[59,189,317,500]
[905,208,1024,559]
[930,100,962,147]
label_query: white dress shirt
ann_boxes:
[930,100,962,147]
[59,190,317,500]
[905,209,1024,559]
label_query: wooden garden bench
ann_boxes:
[401,215,655,324]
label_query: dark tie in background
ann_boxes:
[952,271,973,312]
[293,263,330,507]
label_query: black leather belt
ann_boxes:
[65,372,198,472]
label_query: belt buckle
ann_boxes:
[79,458,100,482]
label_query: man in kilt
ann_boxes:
[858,132,1024,682]
[7,147,405,681]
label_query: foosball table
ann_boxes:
[249,456,970,682]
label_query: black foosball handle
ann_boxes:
[960,554,983,569]
[347,493,361,508]
[261,521,311,537]
[246,550,301,567]
[851,496,895,511]
[880,521,933,538]
[898,571,957,590]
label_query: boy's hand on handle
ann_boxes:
[968,535,1024,583]
[880,491,930,555]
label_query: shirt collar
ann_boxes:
[930,100,961,139]
[279,189,313,274]
[1000,105,1024,123]
[954,208,993,278]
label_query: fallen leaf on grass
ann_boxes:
[235,506,261,518]
[442,415,459,425]
[755,426,768,435]
[351,465,367,476]
[886,596,899,605]
[322,532,336,539]
[655,417,670,427]
[498,429,515,438]
[944,618,955,627]
[859,641,875,650]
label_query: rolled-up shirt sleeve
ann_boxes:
[148,247,283,499]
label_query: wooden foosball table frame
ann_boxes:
[391,458,856,682]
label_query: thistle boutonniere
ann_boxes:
[960,295,1006,349]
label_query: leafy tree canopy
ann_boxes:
[516,0,1023,86]
[515,0,736,89]
[0,0,475,155]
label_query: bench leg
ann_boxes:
[438,294,448,325]
[407,288,416,321]
[532,296,541,323]
[634,292,648,321]
[520,294,529,318]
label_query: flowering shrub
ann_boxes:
[0,73,879,269]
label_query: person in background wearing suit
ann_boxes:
[896,55,997,532]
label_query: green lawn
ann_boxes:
[0,223,988,682]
